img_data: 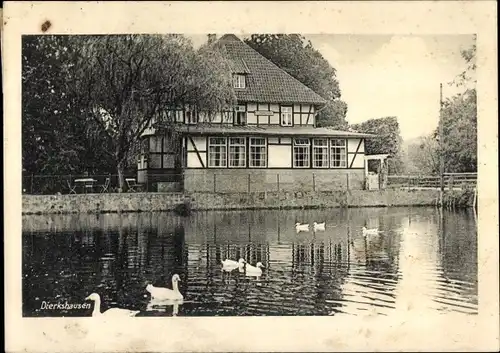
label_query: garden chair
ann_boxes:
[100,177,110,193]
[66,180,77,194]
[126,178,143,192]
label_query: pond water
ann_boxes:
[22,207,478,317]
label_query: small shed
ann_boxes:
[365,154,390,190]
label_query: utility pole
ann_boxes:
[439,83,445,191]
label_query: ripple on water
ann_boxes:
[22,208,478,317]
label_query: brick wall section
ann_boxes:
[184,169,365,193]
[22,189,446,215]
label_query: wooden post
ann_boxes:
[346,173,350,190]
[277,173,280,192]
[248,174,251,193]
[312,173,316,192]
[31,174,34,194]
[439,83,445,191]
[213,174,216,193]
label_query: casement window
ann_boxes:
[233,74,246,89]
[249,137,267,167]
[313,139,329,168]
[208,137,227,167]
[293,138,310,168]
[221,110,233,124]
[185,107,197,125]
[229,137,246,168]
[330,139,347,168]
[174,110,183,123]
[234,105,247,126]
[281,106,293,126]
[165,109,183,123]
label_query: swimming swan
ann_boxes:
[245,262,265,276]
[146,274,184,301]
[313,222,326,231]
[295,223,310,232]
[85,293,140,317]
[362,226,380,236]
[221,258,246,271]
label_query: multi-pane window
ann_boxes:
[208,137,227,167]
[186,107,197,124]
[234,105,247,126]
[330,139,347,168]
[164,109,183,123]
[281,106,293,126]
[229,137,246,168]
[249,137,267,167]
[233,74,246,89]
[222,110,233,124]
[313,139,329,168]
[293,138,310,168]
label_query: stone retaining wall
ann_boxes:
[22,189,445,215]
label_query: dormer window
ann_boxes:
[281,106,293,126]
[233,74,246,89]
[185,106,197,125]
[234,105,247,126]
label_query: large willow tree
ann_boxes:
[23,35,237,189]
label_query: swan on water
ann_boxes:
[145,274,184,301]
[85,293,140,317]
[295,223,310,232]
[221,258,246,272]
[313,222,326,231]
[245,262,265,276]
[362,226,380,236]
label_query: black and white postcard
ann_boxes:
[3,1,498,352]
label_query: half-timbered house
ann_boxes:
[136,34,374,192]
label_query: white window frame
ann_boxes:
[208,137,227,168]
[249,137,267,168]
[330,139,347,168]
[234,105,247,126]
[281,106,293,126]
[293,138,310,168]
[222,110,233,124]
[313,138,329,168]
[233,74,246,89]
[185,106,198,125]
[228,137,246,168]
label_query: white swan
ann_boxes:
[313,222,326,231]
[295,223,310,232]
[85,293,140,317]
[145,274,184,301]
[362,226,380,236]
[221,258,246,272]
[245,262,265,276]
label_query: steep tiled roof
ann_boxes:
[218,34,327,105]
[175,123,375,138]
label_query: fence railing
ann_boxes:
[23,171,360,195]
[22,173,178,195]
[22,171,478,195]
[387,172,477,190]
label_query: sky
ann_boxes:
[188,34,475,140]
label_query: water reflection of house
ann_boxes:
[292,241,346,269]
[203,243,270,268]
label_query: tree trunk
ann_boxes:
[117,161,125,192]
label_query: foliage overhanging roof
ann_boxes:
[217,34,327,106]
